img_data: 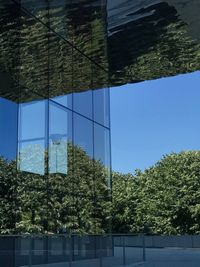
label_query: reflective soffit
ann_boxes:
[0,0,200,102]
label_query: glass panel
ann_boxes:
[19,9,49,98]
[0,0,20,101]
[49,101,72,174]
[0,98,18,233]
[18,140,45,175]
[94,124,111,189]
[92,62,108,92]
[73,50,92,119]
[18,99,47,175]
[73,113,93,159]
[73,114,94,232]
[49,0,72,42]
[20,0,49,23]
[19,100,46,140]
[93,88,110,127]
[73,49,92,94]
[73,90,92,119]
[0,97,18,161]
[0,0,20,235]
[49,33,73,109]
[49,0,107,67]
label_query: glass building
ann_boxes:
[1,0,200,266]
[1,0,200,236]
[0,0,111,235]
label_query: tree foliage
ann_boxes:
[0,143,111,235]
[2,149,200,235]
[112,151,200,235]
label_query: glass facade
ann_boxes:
[1,0,199,237]
[0,0,111,234]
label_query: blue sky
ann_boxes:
[110,71,200,174]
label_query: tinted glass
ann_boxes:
[73,113,93,159]
[19,9,49,98]
[49,33,73,109]
[73,114,94,215]
[49,101,72,174]
[94,123,111,189]
[73,90,93,119]
[18,99,47,175]
[20,0,49,23]
[93,88,110,127]
[0,98,18,161]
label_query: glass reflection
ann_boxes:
[94,123,111,189]
[19,9,49,98]
[49,101,72,174]
[0,0,111,236]
[18,100,47,175]
[93,88,110,127]
[73,90,92,119]
[73,113,93,159]
[49,0,107,66]
[0,97,18,161]
[49,33,73,108]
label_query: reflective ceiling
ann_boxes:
[0,0,200,101]
[108,0,200,85]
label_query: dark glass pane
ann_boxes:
[0,0,20,101]
[0,98,18,161]
[93,88,110,127]
[49,0,72,42]
[49,101,72,174]
[73,49,92,93]
[107,0,200,86]
[20,0,49,23]
[49,33,73,109]
[72,49,93,118]
[49,0,107,68]
[92,63,108,92]
[19,9,49,98]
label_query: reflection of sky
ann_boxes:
[0,88,109,173]
[111,71,200,173]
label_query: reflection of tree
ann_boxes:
[0,1,108,102]
[0,157,19,233]
[109,18,200,86]
[0,142,111,234]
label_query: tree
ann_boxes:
[134,151,200,235]
[112,151,200,235]
[112,172,138,233]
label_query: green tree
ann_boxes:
[112,151,200,235]
[112,172,138,233]
[134,151,200,235]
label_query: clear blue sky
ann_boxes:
[110,71,200,174]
